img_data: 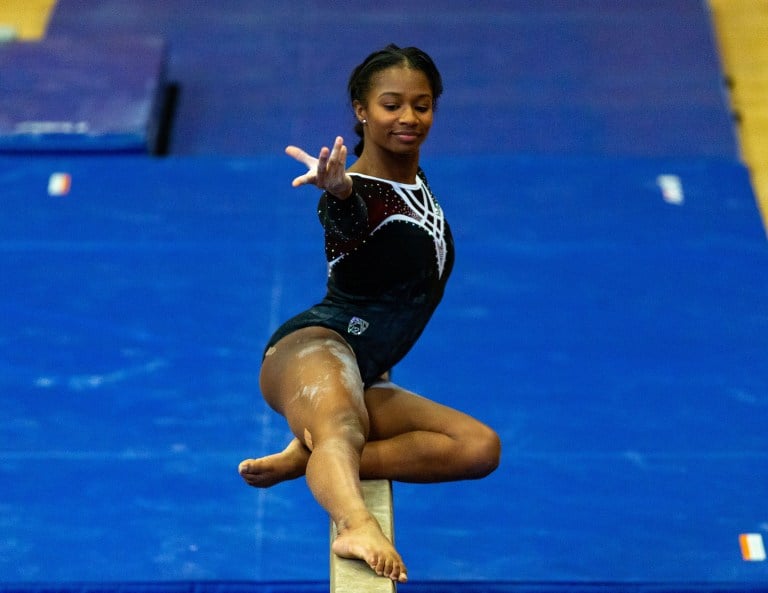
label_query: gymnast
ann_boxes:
[238,44,501,584]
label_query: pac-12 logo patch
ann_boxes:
[347,316,369,336]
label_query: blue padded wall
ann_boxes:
[43,0,738,158]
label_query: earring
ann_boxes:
[361,119,367,125]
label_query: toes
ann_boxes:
[364,551,387,578]
[382,556,394,579]
[371,553,406,583]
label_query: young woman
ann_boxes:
[238,44,501,584]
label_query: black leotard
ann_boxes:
[264,169,455,387]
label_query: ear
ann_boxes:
[353,100,367,124]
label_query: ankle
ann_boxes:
[335,509,376,534]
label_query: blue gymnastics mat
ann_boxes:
[0,36,167,154]
[1,583,766,593]
[45,0,738,158]
[1,154,766,591]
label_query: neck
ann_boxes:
[349,147,420,184]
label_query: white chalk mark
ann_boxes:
[657,174,684,205]
[66,359,167,391]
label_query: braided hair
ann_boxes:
[347,44,443,157]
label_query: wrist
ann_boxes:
[329,179,354,200]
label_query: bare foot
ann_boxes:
[238,438,310,487]
[332,512,408,583]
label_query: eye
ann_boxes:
[383,103,400,111]
[415,105,431,113]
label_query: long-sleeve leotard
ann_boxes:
[264,170,454,386]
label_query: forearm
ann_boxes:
[320,191,368,241]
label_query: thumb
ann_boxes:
[285,145,315,167]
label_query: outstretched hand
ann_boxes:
[285,136,353,199]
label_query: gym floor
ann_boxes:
[1,2,767,591]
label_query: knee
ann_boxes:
[463,424,501,479]
[312,408,369,452]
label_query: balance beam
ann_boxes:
[330,479,396,593]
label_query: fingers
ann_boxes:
[316,137,345,185]
[285,144,314,165]
[291,171,315,188]
[314,145,331,187]
[285,145,315,187]
[328,136,346,162]
[286,137,350,194]
[324,137,352,197]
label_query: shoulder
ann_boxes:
[350,171,428,192]
[348,173,397,201]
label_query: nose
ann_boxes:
[399,106,418,125]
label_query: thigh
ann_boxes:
[260,326,369,441]
[363,380,489,441]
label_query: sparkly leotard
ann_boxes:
[264,169,455,387]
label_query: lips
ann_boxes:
[393,131,420,142]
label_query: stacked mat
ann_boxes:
[0,36,167,154]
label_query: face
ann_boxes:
[355,65,434,157]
